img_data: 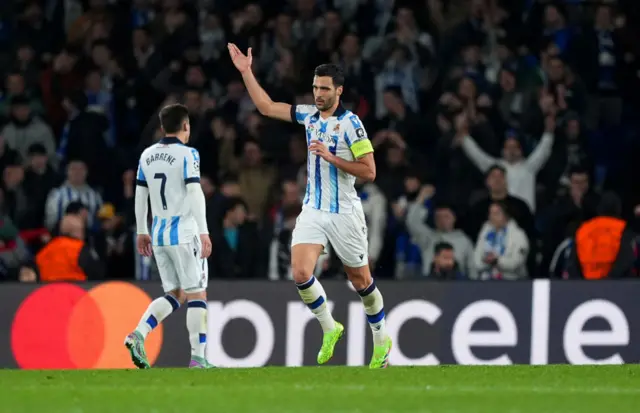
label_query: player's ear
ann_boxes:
[336,85,343,97]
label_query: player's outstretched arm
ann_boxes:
[227,43,292,123]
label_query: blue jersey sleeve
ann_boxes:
[290,104,318,125]
[345,114,373,158]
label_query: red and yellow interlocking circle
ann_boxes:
[11,281,163,369]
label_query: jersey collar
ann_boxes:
[313,103,347,120]
[333,103,347,118]
[158,137,183,145]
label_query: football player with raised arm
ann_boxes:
[228,44,391,368]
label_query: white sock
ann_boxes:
[296,276,336,333]
[187,300,208,359]
[135,294,180,338]
[358,281,388,346]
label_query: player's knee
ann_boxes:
[291,265,312,284]
[168,289,186,305]
[291,244,323,284]
[345,265,372,291]
[184,288,206,301]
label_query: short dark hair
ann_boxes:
[314,64,345,87]
[490,201,511,218]
[434,242,454,255]
[159,104,189,134]
[222,196,246,217]
[65,201,88,215]
[568,165,589,177]
[486,164,506,177]
[435,203,456,215]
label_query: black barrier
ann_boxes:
[0,280,637,368]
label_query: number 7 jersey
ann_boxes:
[136,137,201,246]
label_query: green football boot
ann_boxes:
[189,356,216,368]
[369,336,392,369]
[317,322,345,365]
[124,331,150,369]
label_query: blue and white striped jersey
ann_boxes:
[136,137,201,246]
[291,103,374,214]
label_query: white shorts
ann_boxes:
[153,236,208,293]
[291,206,368,268]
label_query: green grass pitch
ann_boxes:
[0,366,638,413]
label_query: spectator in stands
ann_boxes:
[465,165,534,240]
[335,32,374,103]
[39,47,84,136]
[545,56,587,117]
[0,201,33,281]
[374,44,421,119]
[36,210,104,282]
[533,3,574,56]
[573,4,624,129]
[460,112,555,211]
[542,112,593,194]
[474,201,529,280]
[356,177,387,269]
[568,192,636,279]
[406,185,476,278]
[44,159,103,231]
[0,134,21,177]
[205,174,242,228]
[60,201,89,231]
[548,222,579,279]
[429,242,466,280]
[210,197,260,279]
[2,155,32,229]
[22,144,60,229]
[234,140,276,221]
[374,87,427,155]
[58,91,111,189]
[268,203,301,281]
[434,111,487,213]
[1,94,56,160]
[0,71,44,118]
[266,179,302,274]
[540,166,599,272]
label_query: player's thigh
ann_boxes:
[326,210,369,267]
[174,238,208,295]
[291,209,327,283]
[153,246,180,293]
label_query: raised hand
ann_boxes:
[227,43,252,73]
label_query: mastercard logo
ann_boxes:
[11,282,163,369]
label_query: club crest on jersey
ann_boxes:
[333,124,340,132]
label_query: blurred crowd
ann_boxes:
[0,0,639,283]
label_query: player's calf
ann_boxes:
[292,244,343,364]
[345,264,391,368]
[292,244,337,334]
[185,290,214,368]
[125,290,183,368]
